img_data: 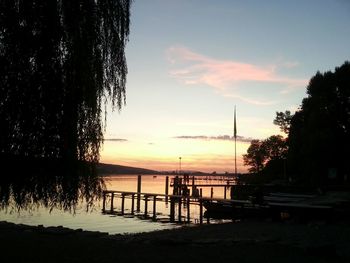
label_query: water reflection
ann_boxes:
[0,159,105,213]
[0,159,237,234]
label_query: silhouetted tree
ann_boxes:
[0,0,131,163]
[0,157,105,211]
[244,136,287,174]
[263,135,287,160]
[243,140,266,173]
[273,110,293,134]
[288,62,350,185]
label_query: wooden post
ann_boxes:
[170,197,175,222]
[137,175,141,211]
[111,193,114,212]
[178,197,182,222]
[187,197,190,222]
[131,193,135,214]
[199,199,203,224]
[179,178,182,195]
[165,176,169,203]
[121,193,125,215]
[211,187,214,198]
[153,195,157,220]
[200,188,203,197]
[224,186,227,199]
[173,176,178,195]
[191,176,195,196]
[102,192,106,212]
[144,195,148,218]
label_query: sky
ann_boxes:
[100,0,350,173]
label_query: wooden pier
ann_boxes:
[101,175,336,225]
[101,189,262,224]
[102,190,207,223]
[101,175,251,224]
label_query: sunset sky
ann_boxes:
[100,0,350,173]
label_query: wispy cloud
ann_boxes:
[173,135,253,143]
[166,46,307,105]
[282,61,299,68]
[104,138,128,142]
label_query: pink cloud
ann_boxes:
[166,46,307,105]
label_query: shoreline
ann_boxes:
[1,219,349,262]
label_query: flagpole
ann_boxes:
[235,135,237,176]
[234,106,237,177]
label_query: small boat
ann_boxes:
[202,200,237,219]
[203,200,236,213]
[203,199,268,219]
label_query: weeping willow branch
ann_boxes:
[0,0,132,163]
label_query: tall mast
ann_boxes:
[234,106,237,177]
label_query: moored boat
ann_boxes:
[203,199,269,219]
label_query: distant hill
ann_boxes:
[97,163,159,175]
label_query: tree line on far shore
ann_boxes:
[243,61,350,187]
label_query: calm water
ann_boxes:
[0,174,232,234]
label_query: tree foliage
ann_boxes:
[243,140,266,173]
[263,135,288,160]
[243,135,287,174]
[273,110,293,134]
[287,62,350,185]
[0,0,131,163]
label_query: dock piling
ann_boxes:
[144,195,148,218]
[178,197,182,222]
[131,193,135,214]
[165,176,169,203]
[102,192,106,212]
[121,193,125,215]
[191,176,195,196]
[137,175,141,211]
[199,199,203,224]
[153,195,157,220]
[187,197,190,222]
[170,197,175,222]
[111,193,114,212]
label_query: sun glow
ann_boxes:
[100,137,249,173]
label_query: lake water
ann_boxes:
[0,174,233,234]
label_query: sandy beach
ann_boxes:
[1,218,350,263]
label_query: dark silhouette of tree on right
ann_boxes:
[244,62,350,187]
[287,62,350,186]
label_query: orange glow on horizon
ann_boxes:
[100,138,249,173]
